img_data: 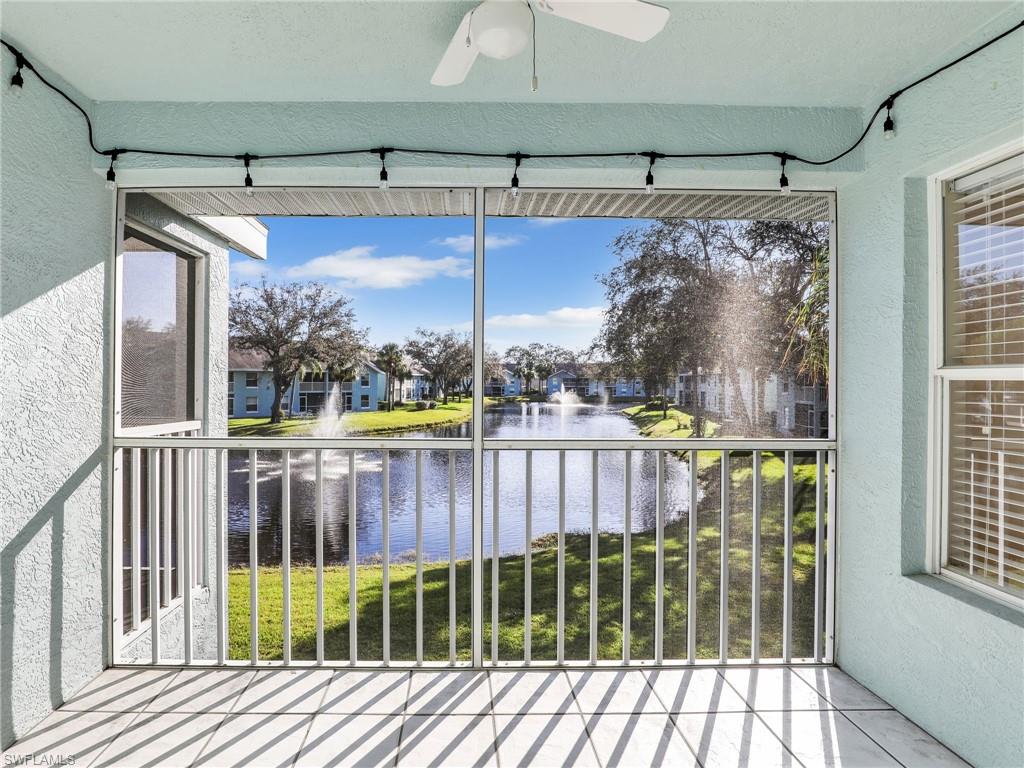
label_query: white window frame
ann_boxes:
[926,139,1024,608]
[245,396,259,414]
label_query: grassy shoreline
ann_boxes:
[228,398,482,437]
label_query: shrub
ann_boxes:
[415,400,428,411]
[427,401,437,409]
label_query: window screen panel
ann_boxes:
[946,379,1024,597]
[943,153,1024,366]
[120,232,196,428]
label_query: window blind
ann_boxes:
[942,152,1024,598]
[943,153,1024,367]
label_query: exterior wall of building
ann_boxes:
[228,366,384,418]
[835,19,1023,767]
[0,54,114,749]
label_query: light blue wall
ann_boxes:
[0,54,113,749]
[835,23,1023,768]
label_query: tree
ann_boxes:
[229,279,365,424]
[375,342,404,411]
[393,358,412,405]
[405,328,471,405]
[504,344,537,393]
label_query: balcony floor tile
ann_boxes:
[5,665,970,768]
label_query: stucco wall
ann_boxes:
[0,57,113,748]
[835,23,1024,768]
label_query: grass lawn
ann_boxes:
[229,452,825,663]
[228,398,485,437]
[622,404,720,439]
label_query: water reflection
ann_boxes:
[228,402,693,566]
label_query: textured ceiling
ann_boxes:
[0,1,1017,106]
[144,187,832,221]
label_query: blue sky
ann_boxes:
[229,215,636,353]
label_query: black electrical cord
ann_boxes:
[1,18,1021,173]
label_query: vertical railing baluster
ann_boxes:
[687,449,697,664]
[148,448,161,664]
[176,449,184,600]
[557,450,566,665]
[719,450,729,664]
[814,450,825,662]
[282,450,292,665]
[524,450,532,664]
[751,450,762,664]
[492,451,500,664]
[448,450,455,664]
[349,450,358,664]
[655,450,664,665]
[199,447,208,587]
[131,448,142,632]
[161,449,171,607]
[248,449,258,665]
[782,450,794,663]
[590,451,599,664]
[623,450,632,664]
[315,450,324,665]
[415,450,423,665]
[383,450,391,666]
[216,449,227,665]
[825,449,836,662]
[112,448,124,662]
[183,449,193,664]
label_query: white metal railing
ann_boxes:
[111,435,835,668]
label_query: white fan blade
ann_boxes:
[431,10,481,86]
[536,0,669,42]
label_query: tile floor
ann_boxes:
[1,665,971,767]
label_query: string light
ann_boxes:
[883,99,896,140]
[509,152,525,197]
[105,150,119,190]
[9,51,24,90]
[240,153,255,196]
[0,20,1020,190]
[778,154,791,195]
[377,148,390,191]
[643,152,659,194]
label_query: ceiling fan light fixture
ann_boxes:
[471,1,533,59]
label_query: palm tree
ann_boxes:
[375,342,404,412]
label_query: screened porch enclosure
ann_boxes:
[111,187,837,670]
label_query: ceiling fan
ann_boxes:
[431,0,670,88]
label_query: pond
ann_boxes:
[228,402,696,566]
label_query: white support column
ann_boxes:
[216,449,228,665]
[183,449,193,664]
[814,451,826,662]
[161,449,172,607]
[782,450,794,663]
[471,188,485,667]
[825,449,837,662]
[131,448,142,632]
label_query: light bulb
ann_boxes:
[779,172,791,195]
[645,170,655,195]
[379,170,389,191]
[883,114,896,140]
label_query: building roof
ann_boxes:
[228,346,269,371]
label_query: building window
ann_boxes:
[360,374,370,387]
[118,228,197,429]
[782,381,790,393]
[933,149,1023,602]
[245,372,258,388]
[227,395,234,416]
[245,396,258,414]
[360,394,370,409]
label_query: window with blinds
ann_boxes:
[940,151,1023,600]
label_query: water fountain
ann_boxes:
[548,382,582,406]
[313,383,346,438]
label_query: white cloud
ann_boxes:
[231,258,270,278]
[486,306,605,329]
[436,234,523,254]
[286,245,471,289]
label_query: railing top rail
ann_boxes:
[116,420,202,438]
[112,435,834,451]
